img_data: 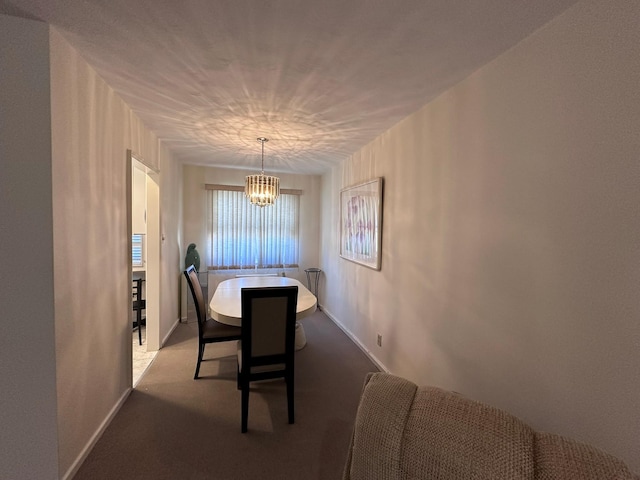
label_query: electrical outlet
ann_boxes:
[377,334,382,347]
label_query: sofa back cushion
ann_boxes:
[534,432,639,480]
[402,386,535,479]
[344,372,536,480]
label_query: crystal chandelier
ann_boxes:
[245,137,280,207]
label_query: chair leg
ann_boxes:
[287,371,295,424]
[241,379,249,433]
[137,310,143,345]
[194,342,204,379]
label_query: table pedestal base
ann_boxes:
[295,322,306,350]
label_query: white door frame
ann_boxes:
[127,150,160,357]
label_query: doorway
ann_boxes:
[128,150,160,385]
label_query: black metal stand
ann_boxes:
[304,268,322,310]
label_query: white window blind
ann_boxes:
[206,188,300,271]
[132,234,144,267]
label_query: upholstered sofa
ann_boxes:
[343,372,639,480]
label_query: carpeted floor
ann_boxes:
[74,310,379,480]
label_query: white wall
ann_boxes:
[159,149,183,340]
[132,164,147,235]
[182,165,321,290]
[321,0,640,471]
[46,28,182,478]
[0,14,59,479]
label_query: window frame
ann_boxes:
[205,184,302,273]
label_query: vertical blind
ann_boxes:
[206,188,300,270]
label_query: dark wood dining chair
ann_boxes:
[184,265,242,379]
[237,286,298,433]
[132,278,145,345]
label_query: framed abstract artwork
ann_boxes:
[339,177,383,270]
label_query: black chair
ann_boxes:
[132,278,146,345]
[237,286,298,433]
[184,265,242,379]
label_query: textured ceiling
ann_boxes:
[1,0,578,174]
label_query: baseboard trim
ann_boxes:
[162,317,180,347]
[321,305,389,374]
[61,387,132,480]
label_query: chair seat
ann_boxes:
[202,318,241,340]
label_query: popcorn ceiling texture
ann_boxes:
[1,0,578,173]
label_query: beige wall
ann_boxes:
[182,165,321,289]
[48,29,182,478]
[0,14,59,479]
[321,0,640,471]
[4,0,638,476]
[159,149,183,341]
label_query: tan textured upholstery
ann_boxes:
[344,372,639,480]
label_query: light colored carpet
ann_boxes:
[75,310,378,480]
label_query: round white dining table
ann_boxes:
[209,276,317,349]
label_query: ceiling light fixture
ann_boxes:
[245,137,280,207]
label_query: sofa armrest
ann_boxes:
[342,372,418,480]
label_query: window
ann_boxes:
[132,234,144,267]
[206,186,300,271]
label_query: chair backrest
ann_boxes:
[132,278,145,308]
[183,265,207,328]
[240,286,298,370]
[132,278,140,301]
